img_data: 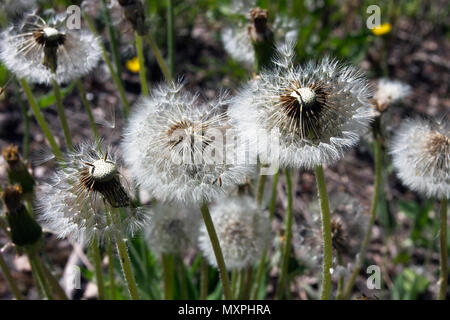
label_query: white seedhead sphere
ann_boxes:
[122,82,255,204]
[229,43,374,169]
[390,117,449,199]
[36,142,148,244]
[145,203,201,255]
[199,196,271,270]
[0,13,101,85]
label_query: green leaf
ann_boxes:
[391,268,429,300]
[38,82,76,109]
[398,199,434,243]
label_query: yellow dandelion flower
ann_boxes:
[126,57,140,73]
[371,23,391,36]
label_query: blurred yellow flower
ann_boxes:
[371,23,391,36]
[126,57,140,73]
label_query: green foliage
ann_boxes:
[391,268,429,300]
[398,199,435,246]
[38,82,77,109]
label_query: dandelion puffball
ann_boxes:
[229,43,374,169]
[199,196,271,270]
[145,203,201,255]
[390,117,449,199]
[122,82,255,204]
[221,14,298,69]
[372,78,411,113]
[36,142,147,244]
[0,13,101,85]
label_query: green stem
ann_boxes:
[40,260,68,300]
[177,256,189,299]
[167,0,175,78]
[115,236,139,300]
[269,171,279,220]
[76,80,99,141]
[253,172,279,299]
[336,252,345,299]
[52,79,73,150]
[315,165,333,300]
[147,33,172,81]
[438,197,448,300]
[243,267,253,300]
[200,257,209,300]
[83,13,130,117]
[237,269,246,299]
[102,0,122,76]
[340,136,382,300]
[109,208,139,300]
[231,270,238,298]
[162,253,174,300]
[20,79,63,161]
[200,202,232,300]
[256,174,267,206]
[106,238,117,299]
[135,33,149,97]
[252,250,267,300]
[28,250,53,300]
[90,236,105,300]
[0,253,23,299]
[275,168,294,299]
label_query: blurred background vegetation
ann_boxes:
[0,0,449,300]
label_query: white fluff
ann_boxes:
[390,117,449,199]
[229,43,374,169]
[122,82,255,204]
[373,78,411,107]
[0,13,101,85]
[145,203,201,254]
[36,141,148,245]
[198,196,271,270]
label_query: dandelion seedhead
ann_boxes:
[0,12,101,85]
[145,203,201,255]
[296,193,368,267]
[372,78,411,113]
[36,141,147,244]
[229,43,373,169]
[122,82,254,204]
[198,196,271,270]
[390,117,449,199]
[221,8,298,69]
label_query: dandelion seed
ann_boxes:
[229,43,374,169]
[198,196,271,270]
[390,117,449,199]
[36,141,148,244]
[0,12,102,85]
[122,82,255,204]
